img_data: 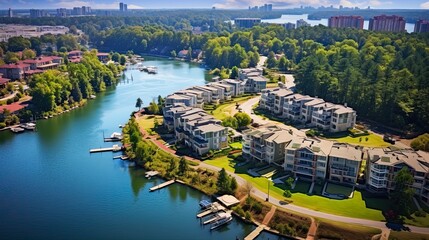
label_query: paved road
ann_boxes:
[0,91,17,102]
[258,56,267,68]
[198,161,429,234]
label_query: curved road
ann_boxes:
[207,96,429,234]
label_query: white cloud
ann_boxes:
[421,1,429,9]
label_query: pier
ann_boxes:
[90,144,122,153]
[145,171,159,178]
[149,179,175,191]
[196,202,226,218]
[244,225,265,240]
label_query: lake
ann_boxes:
[0,57,284,240]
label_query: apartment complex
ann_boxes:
[234,18,262,28]
[0,56,62,80]
[415,19,429,33]
[366,148,429,204]
[163,104,228,156]
[328,15,364,29]
[328,144,362,184]
[285,138,334,182]
[369,15,406,32]
[242,125,294,165]
[259,89,356,132]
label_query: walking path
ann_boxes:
[262,205,276,225]
[134,113,429,235]
[306,217,317,240]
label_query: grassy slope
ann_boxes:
[211,96,252,120]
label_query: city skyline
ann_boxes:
[1,0,429,10]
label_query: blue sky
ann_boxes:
[2,0,429,9]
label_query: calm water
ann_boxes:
[263,14,416,33]
[0,57,285,240]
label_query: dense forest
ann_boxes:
[1,12,428,131]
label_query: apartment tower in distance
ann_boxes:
[369,15,406,32]
[328,16,364,29]
[415,19,429,33]
[119,2,128,12]
[234,18,261,28]
[8,8,13,18]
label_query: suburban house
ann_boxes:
[68,50,83,63]
[366,148,429,204]
[284,138,334,182]
[242,125,294,165]
[23,56,61,71]
[96,52,110,62]
[328,144,363,184]
[177,50,189,59]
[0,63,31,80]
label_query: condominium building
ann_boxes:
[173,108,228,156]
[239,68,263,81]
[282,94,314,121]
[162,104,195,132]
[328,15,364,29]
[296,19,310,28]
[0,63,31,80]
[328,144,362,184]
[301,98,325,124]
[234,18,262,28]
[369,15,406,32]
[221,79,245,96]
[208,82,233,100]
[165,93,198,108]
[242,125,294,165]
[244,76,268,93]
[192,85,222,104]
[366,149,429,204]
[259,88,293,114]
[415,19,429,33]
[284,138,334,181]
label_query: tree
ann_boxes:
[148,100,159,114]
[222,116,238,129]
[216,168,231,195]
[267,51,277,68]
[234,112,251,128]
[411,133,429,151]
[391,167,415,215]
[22,48,36,60]
[230,66,239,79]
[119,55,126,65]
[135,98,143,111]
[283,189,292,198]
[4,51,19,64]
[8,36,31,52]
[111,52,120,62]
[230,177,238,193]
[178,156,188,176]
[278,56,289,72]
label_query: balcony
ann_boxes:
[370,165,389,174]
[370,174,388,181]
[295,168,313,176]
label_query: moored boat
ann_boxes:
[10,127,25,133]
[210,211,233,230]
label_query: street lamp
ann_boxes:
[266,178,270,202]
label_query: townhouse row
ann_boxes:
[259,87,356,132]
[163,104,228,156]
[242,126,429,204]
[165,68,268,107]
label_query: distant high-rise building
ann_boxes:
[339,5,343,9]
[81,6,91,15]
[415,19,429,33]
[119,2,128,11]
[73,7,82,15]
[328,16,364,29]
[8,8,13,18]
[234,18,261,28]
[267,4,273,11]
[30,9,48,18]
[273,22,295,30]
[57,8,67,17]
[296,19,310,28]
[369,15,405,32]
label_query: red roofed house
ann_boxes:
[68,50,83,58]
[0,101,28,114]
[23,56,60,71]
[0,63,31,80]
[97,52,109,62]
[177,50,189,58]
[0,74,10,88]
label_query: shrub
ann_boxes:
[411,133,429,151]
[245,211,252,220]
[415,210,427,217]
[0,122,6,129]
[6,98,13,104]
[13,95,20,102]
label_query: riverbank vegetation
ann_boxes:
[315,219,381,240]
[29,50,120,116]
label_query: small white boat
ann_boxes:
[10,127,25,133]
[110,132,123,140]
[210,212,233,230]
[22,123,36,130]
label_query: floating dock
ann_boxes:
[149,179,175,192]
[196,202,226,218]
[90,145,122,153]
[244,225,265,240]
[145,171,159,178]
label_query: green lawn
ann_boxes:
[204,156,387,221]
[325,132,391,148]
[229,142,243,150]
[326,183,354,196]
[211,96,253,120]
[292,180,311,193]
[136,115,163,131]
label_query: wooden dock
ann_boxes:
[196,202,226,218]
[90,145,122,153]
[244,225,265,240]
[149,180,175,192]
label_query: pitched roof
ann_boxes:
[368,148,429,173]
[329,144,362,162]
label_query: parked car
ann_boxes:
[383,135,396,144]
